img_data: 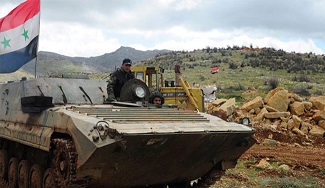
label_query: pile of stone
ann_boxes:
[207,87,325,138]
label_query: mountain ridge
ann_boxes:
[21,46,170,76]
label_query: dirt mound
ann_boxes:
[207,89,325,187]
[206,88,325,146]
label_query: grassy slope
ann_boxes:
[2,48,324,102]
[138,49,325,103]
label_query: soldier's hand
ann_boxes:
[104,98,117,103]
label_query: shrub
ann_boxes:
[320,169,325,175]
[267,77,279,89]
[292,87,311,96]
[314,90,323,96]
[199,75,205,81]
[229,62,238,69]
[293,74,310,82]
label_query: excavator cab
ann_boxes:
[131,65,204,112]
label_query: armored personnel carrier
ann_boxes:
[0,77,255,188]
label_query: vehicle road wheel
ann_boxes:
[29,164,43,188]
[0,150,8,179]
[18,160,30,188]
[43,168,57,188]
[8,157,18,188]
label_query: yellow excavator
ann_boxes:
[131,65,204,112]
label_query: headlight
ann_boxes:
[239,117,251,127]
[134,86,146,98]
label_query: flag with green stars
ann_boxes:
[0,0,40,73]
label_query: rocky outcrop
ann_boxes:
[241,89,325,138]
[241,96,263,112]
[206,88,325,139]
[264,88,290,112]
[289,102,305,116]
[309,96,325,110]
[209,98,237,121]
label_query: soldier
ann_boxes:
[149,93,165,106]
[106,58,135,102]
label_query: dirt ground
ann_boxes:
[246,129,325,167]
[213,128,325,188]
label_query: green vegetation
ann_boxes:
[1,46,324,101]
[137,46,325,101]
[212,160,324,188]
[320,169,325,175]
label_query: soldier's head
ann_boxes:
[149,93,164,105]
[121,58,132,72]
[152,96,162,105]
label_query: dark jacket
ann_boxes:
[107,68,134,100]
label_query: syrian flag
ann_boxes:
[0,0,40,73]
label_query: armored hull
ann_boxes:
[0,78,255,187]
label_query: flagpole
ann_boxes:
[34,56,37,78]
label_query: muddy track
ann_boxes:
[242,143,325,169]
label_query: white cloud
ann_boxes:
[175,0,203,10]
[39,22,120,56]
[2,0,325,56]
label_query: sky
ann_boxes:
[1,0,325,57]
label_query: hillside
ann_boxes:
[0,46,324,188]
[1,46,324,99]
[136,46,325,99]
[0,46,169,82]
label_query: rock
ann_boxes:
[280,121,288,130]
[256,159,273,169]
[212,98,228,107]
[303,102,313,111]
[265,89,289,112]
[264,119,272,124]
[312,110,325,121]
[212,106,219,112]
[265,124,278,131]
[241,96,263,112]
[262,138,278,146]
[290,93,304,102]
[254,107,261,114]
[278,164,291,171]
[305,111,314,117]
[309,126,325,137]
[274,120,281,126]
[292,127,305,136]
[300,122,312,134]
[309,96,325,110]
[280,117,289,123]
[265,87,284,103]
[264,105,279,112]
[293,143,302,148]
[212,98,236,120]
[287,119,294,130]
[292,115,302,129]
[255,108,268,121]
[264,112,290,119]
[289,102,305,116]
[319,120,325,130]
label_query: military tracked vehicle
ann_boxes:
[0,77,255,188]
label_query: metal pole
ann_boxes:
[34,56,37,78]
